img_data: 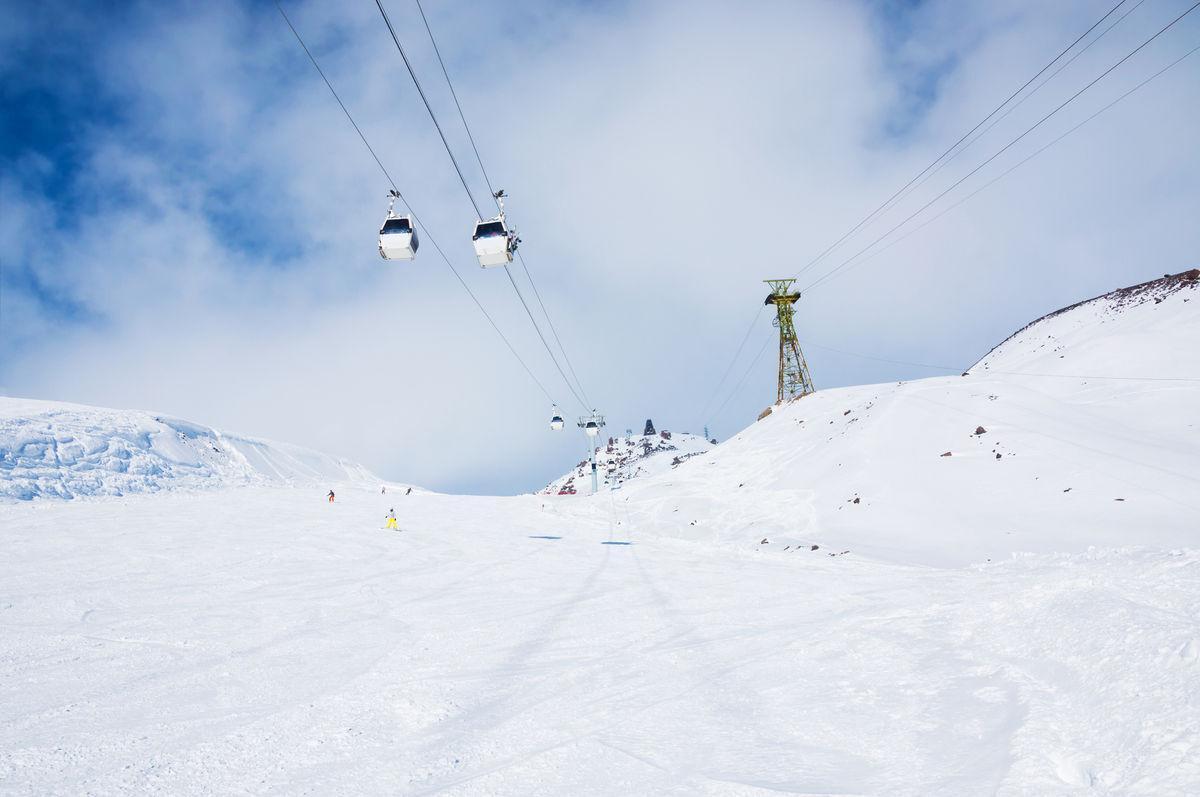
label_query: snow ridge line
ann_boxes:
[969,268,1199,370]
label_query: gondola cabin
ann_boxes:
[472,217,513,267]
[379,215,419,261]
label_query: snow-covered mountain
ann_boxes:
[600,269,1200,564]
[541,426,713,494]
[0,397,381,501]
[3,271,1198,795]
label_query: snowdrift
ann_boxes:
[0,397,379,501]
[610,270,1200,564]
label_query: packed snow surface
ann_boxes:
[0,397,379,501]
[2,487,1197,795]
[2,271,1198,793]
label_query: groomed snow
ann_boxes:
[1,486,1197,794]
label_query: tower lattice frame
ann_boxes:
[764,279,815,403]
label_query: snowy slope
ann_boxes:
[0,397,381,501]
[2,485,1197,795]
[541,429,713,494]
[2,273,1199,794]
[975,267,1200,377]
[595,270,1200,565]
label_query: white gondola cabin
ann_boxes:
[550,406,565,431]
[379,215,419,260]
[378,191,418,261]
[472,216,514,268]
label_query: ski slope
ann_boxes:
[2,271,1199,794]
[0,397,381,501]
[2,485,1197,794]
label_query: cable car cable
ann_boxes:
[793,0,1131,281]
[811,41,1200,290]
[412,0,497,207]
[867,0,1148,234]
[275,2,404,203]
[513,251,592,407]
[503,266,590,411]
[697,305,766,423]
[709,330,775,426]
[372,0,486,219]
[801,0,1200,294]
[374,0,592,412]
[799,339,965,374]
[275,1,556,404]
[411,0,593,407]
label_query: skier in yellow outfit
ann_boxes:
[385,508,398,530]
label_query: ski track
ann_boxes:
[3,485,1198,795]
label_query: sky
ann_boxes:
[2,0,1198,494]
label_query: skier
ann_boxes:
[385,508,398,530]
[327,489,335,503]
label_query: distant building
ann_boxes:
[643,419,656,436]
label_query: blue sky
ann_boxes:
[2,0,1198,493]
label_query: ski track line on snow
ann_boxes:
[405,505,759,792]
[413,541,883,793]
[408,540,619,752]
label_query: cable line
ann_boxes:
[698,305,765,422]
[794,0,1131,281]
[869,0,1148,234]
[372,0,485,219]
[275,2,403,203]
[812,41,1200,288]
[512,252,591,407]
[275,1,556,404]
[802,0,1200,293]
[374,0,592,412]
[411,0,593,407]
[502,265,590,411]
[799,339,964,373]
[412,0,497,204]
[710,330,775,425]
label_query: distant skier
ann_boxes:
[405,487,412,496]
[381,486,387,495]
[327,489,335,503]
[385,508,398,530]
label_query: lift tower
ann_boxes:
[578,412,606,494]
[764,279,815,403]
